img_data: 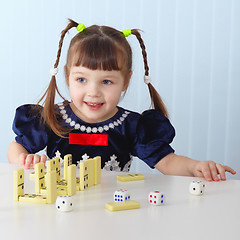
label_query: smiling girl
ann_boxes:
[8,19,236,181]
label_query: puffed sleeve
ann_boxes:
[131,110,175,168]
[12,104,49,153]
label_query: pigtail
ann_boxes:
[131,29,169,118]
[38,19,79,137]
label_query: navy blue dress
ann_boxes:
[13,101,175,171]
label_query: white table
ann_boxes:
[0,163,240,240]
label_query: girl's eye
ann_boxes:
[103,80,112,85]
[77,78,86,83]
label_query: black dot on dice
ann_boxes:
[70,203,72,206]
[58,206,60,209]
[62,201,65,204]
[193,188,196,191]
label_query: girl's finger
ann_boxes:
[216,163,226,181]
[208,161,220,182]
[25,154,34,169]
[201,163,213,182]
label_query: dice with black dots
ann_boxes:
[189,181,206,196]
[56,196,74,212]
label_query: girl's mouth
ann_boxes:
[84,102,104,110]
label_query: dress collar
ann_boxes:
[57,102,130,133]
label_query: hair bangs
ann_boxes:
[72,37,125,71]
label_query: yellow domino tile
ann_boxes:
[29,171,35,180]
[105,200,140,211]
[67,164,76,196]
[57,180,68,189]
[45,171,57,204]
[13,169,24,201]
[64,154,72,180]
[35,162,45,194]
[46,158,56,172]
[93,156,101,185]
[117,174,145,182]
[79,158,94,191]
[19,194,47,204]
[55,157,61,182]
[76,177,80,191]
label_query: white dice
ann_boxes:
[189,180,206,196]
[148,191,164,206]
[56,196,74,212]
[114,189,130,202]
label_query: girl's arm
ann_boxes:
[154,153,236,182]
[7,140,47,169]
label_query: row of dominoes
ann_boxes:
[13,166,57,204]
[59,154,101,191]
[30,154,101,192]
[13,155,101,204]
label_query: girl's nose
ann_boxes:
[87,83,100,97]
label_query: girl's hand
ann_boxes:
[192,161,236,182]
[19,153,47,169]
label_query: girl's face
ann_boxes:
[68,65,130,123]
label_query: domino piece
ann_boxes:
[55,157,61,182]
[67,164,76,196]
[29,171,35,180]
[79,158,94,191]
[117,174,145,182]
[13,169,24,201]
[105,200,140,211]
[19,194,47,204]
[45,171,57,204]
[46,158,56,172]
[63,154,72,180]
[35,162,45,194]
[93,156,101,185]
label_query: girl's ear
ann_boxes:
[123,71,133,91]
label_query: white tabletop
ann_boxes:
[0,163,240,240]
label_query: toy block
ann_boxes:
[63,154,72,180]
[46,158,56,172]
[55,157,61,182]
[93,156,101,185]
[105,200,140,211]
[13,169,24,201]
[35,162,45,194]
[67,164,76,196]
[79,158,94,191]
[76,177,80,190]
[117,174,145,182]
[19,194,47,204]
[29,171,35,179]
[46,171,57,204]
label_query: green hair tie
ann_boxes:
[76,23,86,33]
[122,29,131,37]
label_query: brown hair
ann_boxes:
[38,19,168,137]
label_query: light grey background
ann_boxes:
[1,0,239,178]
